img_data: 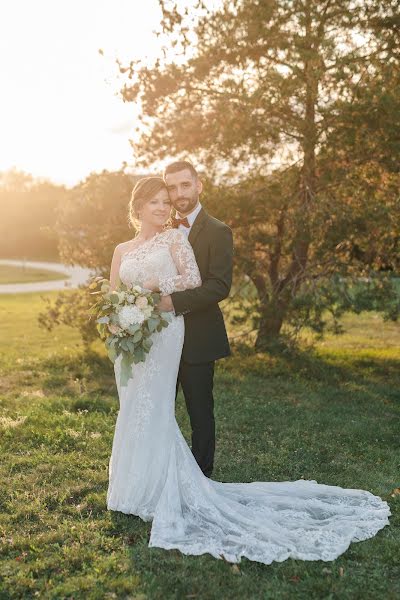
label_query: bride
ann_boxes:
[106,176,390,565]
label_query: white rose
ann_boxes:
[135,296,148,310]
[118,305,145,329]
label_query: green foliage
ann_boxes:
[123,0,399,170]
[226,272,400,350]
[286,274,400,339]
[38,286,97,347]
[55,169,136,271]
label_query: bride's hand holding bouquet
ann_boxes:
[88,277,171,386]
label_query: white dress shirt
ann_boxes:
[177,202,202,238]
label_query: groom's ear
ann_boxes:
[197,178,203,194]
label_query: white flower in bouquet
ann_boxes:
[127,294,136,303]
[135,296,148,310]
[118,305,145,329]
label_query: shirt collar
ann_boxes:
[177,202,202,227]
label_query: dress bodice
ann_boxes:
[119,229,201,295]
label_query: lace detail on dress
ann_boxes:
[133,357,158,438]
[157,229,202,295]
[118,229,201,294]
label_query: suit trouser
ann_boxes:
[177,360,215,477]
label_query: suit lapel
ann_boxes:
[188,208,208,247]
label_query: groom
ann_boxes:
[158,160,233,478]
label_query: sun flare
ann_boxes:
[0,0,164,186]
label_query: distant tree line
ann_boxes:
[0,170,67,261]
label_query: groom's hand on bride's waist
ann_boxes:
[158,295,175,312]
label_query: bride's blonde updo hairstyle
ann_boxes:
[128,177,169,232]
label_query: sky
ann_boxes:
[0,0,164,187]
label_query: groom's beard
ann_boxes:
[174,194,199,216]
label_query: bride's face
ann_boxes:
[140,189,171,228]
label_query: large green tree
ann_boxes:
[56,169,136,272]
[119,0,399,347]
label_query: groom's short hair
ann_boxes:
[163,160,198,180]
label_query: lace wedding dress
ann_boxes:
[106,228,390,565]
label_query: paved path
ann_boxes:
[0,259,94,294]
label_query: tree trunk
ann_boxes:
[255,315,283,350]
[255,294,287,350]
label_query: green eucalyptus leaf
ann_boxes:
[143,338,153,351]
[132,330,143,343]
[135,347,146,363]
[120,338,129,352]
[120,353,134,387]
[127,323,141,335]
[126,339,136,353]
[107,345,118,363]
[96,316,110,324]
[109,292,120,304]
[147,317,159,333]
[110,314,119,325]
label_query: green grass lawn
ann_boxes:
[0,292,399,599]
[0,264,69,284]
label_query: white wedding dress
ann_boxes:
[106,228,390,565]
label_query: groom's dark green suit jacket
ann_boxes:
[171,207,233,364]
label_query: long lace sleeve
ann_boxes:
[159,230,202,295]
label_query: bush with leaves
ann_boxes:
[38,287,97,347]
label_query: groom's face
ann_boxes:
[165,169,202,216]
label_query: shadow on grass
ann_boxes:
[38,349,116,399]
[29,342,400,413]
[225,341,400,385]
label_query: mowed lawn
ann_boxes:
[0,265,69,284]
[0,291,399,599]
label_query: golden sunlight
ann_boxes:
[0,0,164,186]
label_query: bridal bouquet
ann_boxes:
[88,277,170,386]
